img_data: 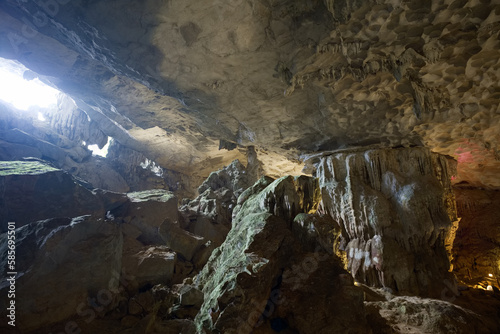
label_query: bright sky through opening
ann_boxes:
[88,137,111,157]
[0,57,59,110]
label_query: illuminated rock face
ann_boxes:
[195,175,369,334]
[317,147,458,297]
[452,188,500,289]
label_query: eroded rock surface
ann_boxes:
[0,216,123,332]
[317,147,458,297]
[179,160,258,267]
[1,0,499,188]
[194,175,369,333]
[452,188,500,289]
[0,156,499,334]
[366,293,500,334]
[0,160,126,231]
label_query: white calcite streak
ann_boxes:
[317,147,458,297]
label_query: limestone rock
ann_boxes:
[181,160,256,228]
[2,0,500,188]
[0,140,42,160]
[179,160,258,266]
[0,160,127,232]
[121,245,176,290]
[195,175,369,333]
[159,220,205,261]
[276,254,367,334]
[0,216,123,332]
[173,259,195,284]
[366,295,498,334]
[125,189,179,245]
[197,159,253,199]
[65,156,131,193]
[452,188,500,289]
[292,212,338,254]
[317,147,458,297]
[179,285,204,308]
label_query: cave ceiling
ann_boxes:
[0,0,499,188]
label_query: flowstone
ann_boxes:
[317,147,458,297]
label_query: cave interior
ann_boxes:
[0,0,500,333]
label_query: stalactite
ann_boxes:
[317,147,458,297]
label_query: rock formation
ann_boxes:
[1,159,500,334]
[195,175,369,334]
[317,147,458,297]
[0,0,499,333]
[0,160,126,232]
[452,188,500,289]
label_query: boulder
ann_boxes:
[366,295,498,334]
[179,285,204,308]
[0,216,123,332]
[159,220,204,261]
[125,189,179,244]
[121,245,176,290]
[0,160,127,232]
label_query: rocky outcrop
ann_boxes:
[105,140,199,198]
[0,216,123,332]
[194,175,369,333]
[366,293,499,334]
[124,189,179,244]
[179,160,258,267]
[317,147,458,297]
[452,188,500,289]
[0,160,126,231]
[1,156,499,334]
[0,165,209,333]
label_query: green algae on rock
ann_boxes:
[0,160,59,176]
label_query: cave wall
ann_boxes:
[317,147,458,297]
[0,0,499,331]
[453,188,500,289]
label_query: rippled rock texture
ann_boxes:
[0,0,499,188]
[317,147,458,297]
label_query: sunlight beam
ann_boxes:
[0,57,59,110]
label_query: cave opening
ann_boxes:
[0,57,59,111]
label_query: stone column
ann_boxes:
[316,147,458,297]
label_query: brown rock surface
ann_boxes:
[125,189,179,245]
[1,0,500,326]
[365,291,500,334]
[0,216,123,332]
[452,188,500,289]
